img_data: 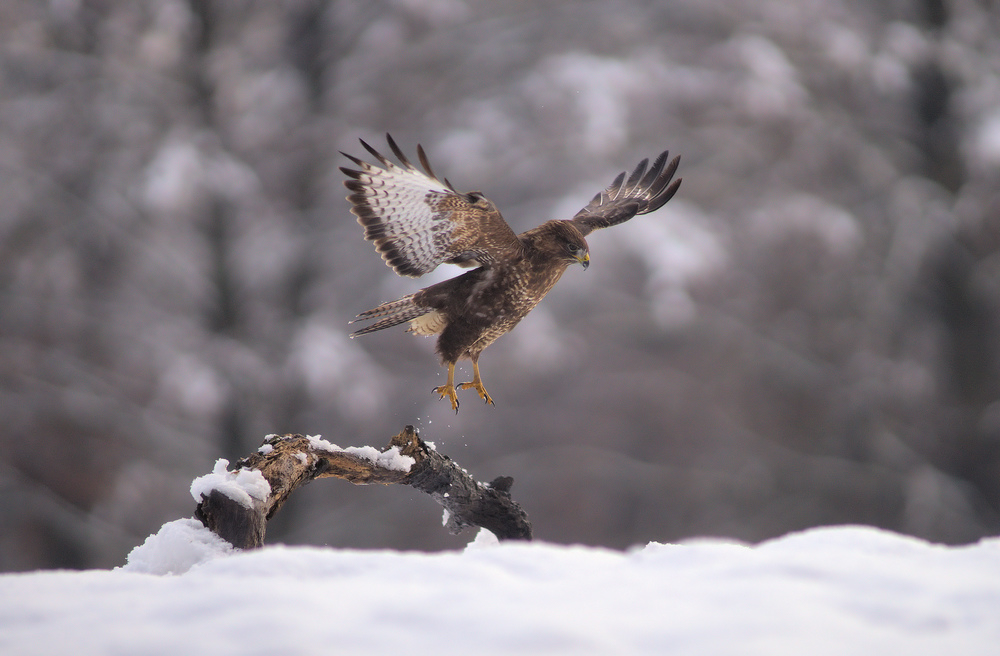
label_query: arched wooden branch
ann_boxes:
[194,426,532,549]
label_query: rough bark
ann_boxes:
[194,426,532,549]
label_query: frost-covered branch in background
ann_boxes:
[192,427,532,549]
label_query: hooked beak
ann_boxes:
[576,252,590,270]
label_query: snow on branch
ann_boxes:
[192,426,532,549]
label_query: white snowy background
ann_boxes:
[2,519,999,655]
[2,3,998,650]
[2,1,1000,625]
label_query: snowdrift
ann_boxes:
[1,521,997,655]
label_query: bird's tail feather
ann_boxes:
[350,294,429,337]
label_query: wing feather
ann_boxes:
[341,134,520,277]
[569,151,682,237]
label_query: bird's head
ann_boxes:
[566,239,590,269]
[538,220,590,270]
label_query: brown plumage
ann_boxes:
[343,134,681,412]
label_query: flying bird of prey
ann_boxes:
[343,135,681,412]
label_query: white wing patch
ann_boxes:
[343,139,462,277]
[344,135,523,279]
[352,160,455,275]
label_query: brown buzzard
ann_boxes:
[343,135,681,412]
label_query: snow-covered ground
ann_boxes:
[1,520,998,655]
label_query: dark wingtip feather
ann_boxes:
[416,144,438,181]
[340,151,365,167]
[606,171,627,200]
[644,155,681,204]
[359,138,391,167]
[660,154,680,186]
[568,148,681,232]
[385,133,414,169]
[638,151,668,190]
[645,177,682,214]
[624,157,649,193]
[345,182,369,196]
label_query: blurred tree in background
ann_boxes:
[1,0,998,571]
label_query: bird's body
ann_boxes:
[343,135,681,411]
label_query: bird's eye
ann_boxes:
[566,243,579,255]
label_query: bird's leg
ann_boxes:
[433,362,460,413]
[458,358,495,407]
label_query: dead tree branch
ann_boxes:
[193,426,532,549]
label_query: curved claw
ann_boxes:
[433,384,460,414]
[458,380,495,407]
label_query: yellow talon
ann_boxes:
[458,381,494,406]
[434,360,495,411]
[457,359,495,406]
[433,384,460,413]
[433,362,460,413]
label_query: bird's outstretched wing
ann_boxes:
[568,151,682,237]
[341,134,521,278]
